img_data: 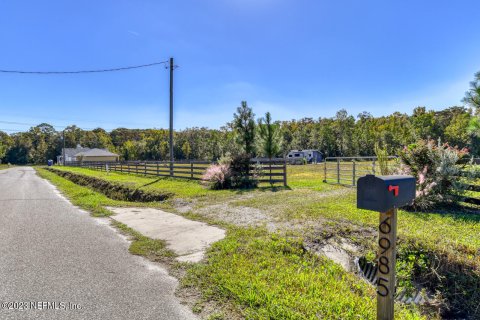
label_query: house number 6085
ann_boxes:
[377,216,391,297]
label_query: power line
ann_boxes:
[0,115,161,128]
[0,61,169,74]
[0,128,22,132]
[0,120,85,130]
[0,120,165,131]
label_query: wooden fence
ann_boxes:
[65,159,287,186]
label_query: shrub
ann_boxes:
[230,154,260,188]
[202,154,262,190]
[397,139,469,210]
[201,163,232,190]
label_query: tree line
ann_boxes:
[1,72,480,164]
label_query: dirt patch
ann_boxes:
[195,203,273,227]
[172,198,196,213]
[46,168,172,202]
[303,225,367,272]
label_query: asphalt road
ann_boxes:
[0,167,197,320]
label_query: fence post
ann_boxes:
[144,162,147,176]
[352,160,356,186]
[323,160,327,182]
[337,159,340,184]
[136,162,138,175]
[283,158,287,187]
[157,162,159,176]
[372,159,376,175]
[191,162,194,179]
[269,161,273,185]
[170,161,174,177]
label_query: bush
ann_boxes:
[397,139,469,210]
[202,154,262,190]
[230,154,260,188]
[201,163,232,190]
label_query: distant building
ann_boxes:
[74,148,119,162]
[57,145,119,164]
[286,149,322,164]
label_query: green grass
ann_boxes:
[232,188,480,253]
[184,228,423,320]
[0,164,12,170]
[36,168,121,216]
[287,164,343,191]
[49,165,233,199]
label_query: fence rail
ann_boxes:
[65,159,287,186]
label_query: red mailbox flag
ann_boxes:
[388,185,399,197]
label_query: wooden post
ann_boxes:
[353,160,356,186]
[144,162,147,176]
[191,162,194,179]
[337,159,340,184]
[283,158,287,187]
[377,208,397,320]
[323,159,327,182]
[157,162,159,176]
[269,161,272,185]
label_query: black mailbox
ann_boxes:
[357,175,415,212]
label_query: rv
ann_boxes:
[286,149,322,164]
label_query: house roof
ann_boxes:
[62,146,90,158]
[288,149,321,153]
[75,148,119,157]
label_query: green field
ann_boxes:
[37,164,480,319]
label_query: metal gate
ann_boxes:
[323,156,398,186]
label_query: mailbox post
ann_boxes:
[357,175,415,320]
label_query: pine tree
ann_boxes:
[233,101,256,156]
[257,112,282,159]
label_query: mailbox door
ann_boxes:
[357,175,388,212]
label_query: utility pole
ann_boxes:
[62,129,66,166]
[169,57,174,176]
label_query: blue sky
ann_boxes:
[1,0,480,132]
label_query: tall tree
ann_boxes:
[0,131,13,163]
[232,101,256,156]
[463,71,480,114]
[257,112,282,159]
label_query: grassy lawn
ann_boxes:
[0,164,12,170]
[38,164,480,318]
[48,165,233,199]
